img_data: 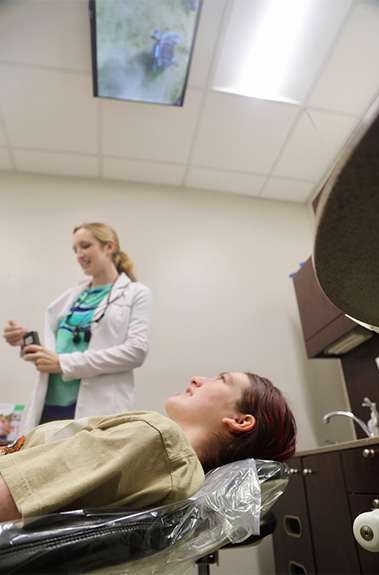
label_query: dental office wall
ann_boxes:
[0,171,353,574]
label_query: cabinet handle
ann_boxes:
[373,499,379,509]
[284,515,302,537]
[289,468,299,475]
[302,468,313,476]
[362,448,375,458]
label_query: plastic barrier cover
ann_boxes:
[0,458,288,574]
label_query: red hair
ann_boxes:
[214,373,296,468]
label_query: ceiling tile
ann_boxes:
[0,0,90,71]
[273,109,358,181]
[1,67,99,153]
[187,0,227,89]
[261,177,316,203]
[102,157,185,186]
[186,166,265,197]
[13,150,99,178]
[308,1,379,114]
[308,108,359,160]
[191,93,300,173]
[101,87,203,163]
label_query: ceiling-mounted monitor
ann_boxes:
[89,0,202,106]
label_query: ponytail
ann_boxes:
[113,248,137,281]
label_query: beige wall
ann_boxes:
[0,171,352,574]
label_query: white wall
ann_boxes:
[0,171,352,574]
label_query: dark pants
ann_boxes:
[39,403,76,425]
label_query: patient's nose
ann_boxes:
[190,376,203,387]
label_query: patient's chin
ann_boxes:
[164,396,184,420]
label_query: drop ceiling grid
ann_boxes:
[13,149,100,180]
[261,177,315,203]
[272,109,358,181]
[185,165,266,197]
[102,156,186,187]
[307,1,379,114]
[0,0,378,204]
[0,0,91,71]
[101,87,204,163]
[1,67,98,154]
[189,93,301,174]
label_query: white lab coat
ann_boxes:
[20,273,153,433]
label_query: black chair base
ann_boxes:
[195,510,277,574]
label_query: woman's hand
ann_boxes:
[23,345,62,374]
[3,320,27,347]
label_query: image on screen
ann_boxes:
[90,0,202,106]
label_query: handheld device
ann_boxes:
[23,331,41,348]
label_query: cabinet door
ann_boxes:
[272,458,316,574]
[303,452,360,574]
[341,445,379,492]
[292,257,357,357]
[349,494,379,574]
[293,258,342,341]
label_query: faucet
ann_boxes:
[323,397,379,438]
[362,397,379,436]
[323,410,373,437]
[323,398,379,437]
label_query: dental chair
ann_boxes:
[0,458,288,575]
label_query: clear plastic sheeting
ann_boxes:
[0,458,288,575]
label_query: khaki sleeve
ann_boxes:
[0,419,172,517]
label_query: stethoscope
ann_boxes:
[65,278,126,344]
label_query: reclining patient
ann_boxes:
[0,372,296,522]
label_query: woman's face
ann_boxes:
[72,227,113,277]
[165,372,252,431]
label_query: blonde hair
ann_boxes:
[73,223,137,282]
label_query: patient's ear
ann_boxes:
[222,414,256,432]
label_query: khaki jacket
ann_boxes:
[0,412,204,517]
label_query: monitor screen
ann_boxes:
[89,0,202,106]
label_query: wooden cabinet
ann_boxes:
[272,443,379,574]
[272,458,316,574]
[292,257,371,358]
[342,446,379,574]
[293,256,379,434]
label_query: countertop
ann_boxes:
[297,435,379,457]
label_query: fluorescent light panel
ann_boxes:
[213,0,353,103]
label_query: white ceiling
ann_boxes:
[0,0,379,204]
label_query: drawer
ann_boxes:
[272,469,316,575]
[341,445,379,493]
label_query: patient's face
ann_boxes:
[165,372,250,429]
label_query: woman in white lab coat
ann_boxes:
[3,223,153,433]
